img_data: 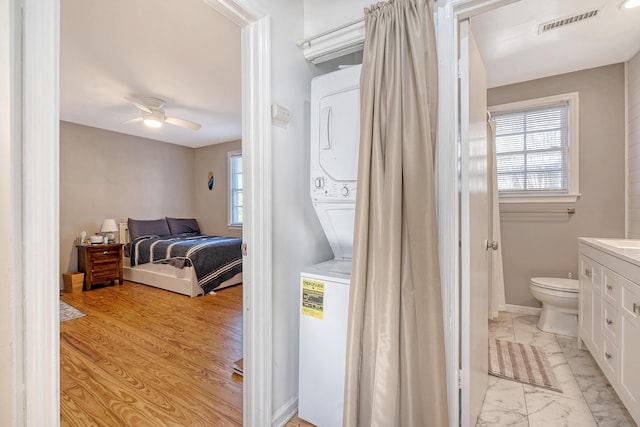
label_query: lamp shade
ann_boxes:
[101,218,118,233]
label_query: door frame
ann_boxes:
[434,1,518,426]
[20,0,273,425]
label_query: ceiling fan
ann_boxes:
[123,96,202,131]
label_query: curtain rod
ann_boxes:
[500,208,575,214]
[297,18,364,49]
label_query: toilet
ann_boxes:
[529,277,579,337]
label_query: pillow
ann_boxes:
[127,218,171,241]
[166,217,201,235]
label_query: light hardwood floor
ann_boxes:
[285,415,316,427]
[60,281,243,426]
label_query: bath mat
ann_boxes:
[60,300,86,322]
[489,338,561,393]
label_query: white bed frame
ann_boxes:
[118,222,243,297]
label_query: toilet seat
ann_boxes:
[530,277,579,293]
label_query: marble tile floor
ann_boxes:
[478,312,636,427]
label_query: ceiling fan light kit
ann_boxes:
[143,118,163,128]
[143,109,165,128]
[621,0,640,9]
[124,96,202,131]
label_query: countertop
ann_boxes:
[579,237,640,267]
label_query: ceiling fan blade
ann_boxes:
[124,96,152,113]
[165,116,202,131]
[122,117,143,125]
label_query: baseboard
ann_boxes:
[505,304,542,316]
[272,395,298,427]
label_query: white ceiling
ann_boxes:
[60,0,241,148]
[472,0,640,88]
[60,0,640,148]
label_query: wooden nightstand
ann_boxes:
[77,243,124,291]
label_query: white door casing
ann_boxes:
[20,0,273,426]
[459,18,489,427]
[204,2,274,424]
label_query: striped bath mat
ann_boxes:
[489,338,561,393]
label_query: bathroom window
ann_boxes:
[228,150,243,227]
[490,92,580,203]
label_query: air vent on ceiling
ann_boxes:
[538,9,600,34]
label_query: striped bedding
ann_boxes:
[129,234,242,294]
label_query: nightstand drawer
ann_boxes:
[92,261,118,275]
[89,248,120,260]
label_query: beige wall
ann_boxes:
[627,52,640,237]
[59,121,196,282]
[193,140,242,238]
[488,64,626,307]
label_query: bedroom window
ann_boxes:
[490,92,580,203]
[229,151,243,227]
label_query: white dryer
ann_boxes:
[309,64,361,260]
[299,64,361,427]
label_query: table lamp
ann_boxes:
[101,218,118,244]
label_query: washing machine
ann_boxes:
[298,259,351,427]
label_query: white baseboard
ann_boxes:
[272,395,298,427]
[505,304,542,316]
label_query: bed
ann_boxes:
[119,218,243,297]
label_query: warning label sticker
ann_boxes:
[302,279,324,319]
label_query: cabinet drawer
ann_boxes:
[621,276,640,320]
[604,268,623,306]
[603,335,619,379]
[604,301,621,347]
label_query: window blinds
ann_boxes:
[230,153,243,224]
[493,101,570,195]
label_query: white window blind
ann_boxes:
[229,152,243,226]
[493,101,570,195]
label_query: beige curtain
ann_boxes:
[488,118,506,320]
[343,0,448,426]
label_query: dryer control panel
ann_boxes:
[311,176,357,201]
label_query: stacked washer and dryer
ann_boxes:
[298,64,361,427]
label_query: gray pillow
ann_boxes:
[127,218,171,241]
[166,217,201,235]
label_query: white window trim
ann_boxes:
[490,92,580,204]
[228,149,243,228]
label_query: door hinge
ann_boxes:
[241,243,248,256]
[457,58,462,79]
[458,369,463,389]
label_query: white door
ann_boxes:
[459,19,490,427]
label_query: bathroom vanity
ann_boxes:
[578,238,640,424]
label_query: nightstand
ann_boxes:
[77,243,124,291]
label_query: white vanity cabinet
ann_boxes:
[578,238,640,424]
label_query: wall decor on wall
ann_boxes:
[207,171,215,190]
